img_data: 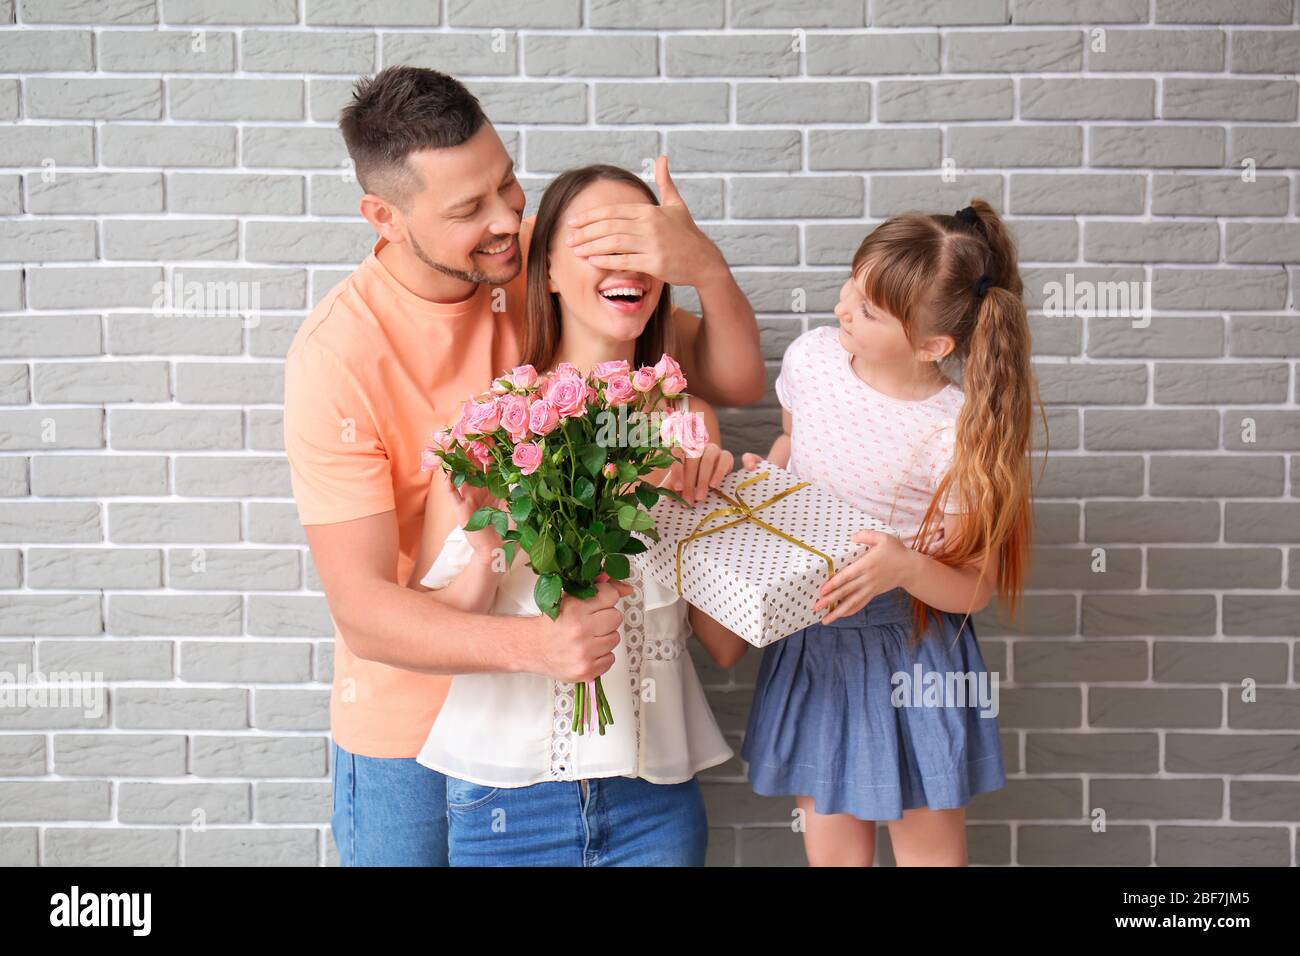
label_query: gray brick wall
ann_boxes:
[1,0,1298,867]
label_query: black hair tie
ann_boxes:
[955,206,979,225]
[973,274,994,299]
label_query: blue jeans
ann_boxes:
[446,774,708,866]
[331,741,449,867]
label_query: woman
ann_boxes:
[410,165,748,866]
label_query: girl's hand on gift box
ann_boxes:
[813,529,919,625]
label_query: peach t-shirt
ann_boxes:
[283,220,535,758]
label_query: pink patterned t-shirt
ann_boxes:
[775,323,965,551]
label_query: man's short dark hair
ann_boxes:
[339,66,489,207]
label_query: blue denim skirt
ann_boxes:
[741,587,1006,821]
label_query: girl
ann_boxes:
[740,200,1037,866]
[409,165,747,867]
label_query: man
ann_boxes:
[283,66,765,866]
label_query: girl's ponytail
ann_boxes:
[913,200,1039,638]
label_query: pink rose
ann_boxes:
[510,364,539,389]
[490,379,510,395]
[498,393,531,443]
[660,372,688,397]
[591,359,630,383]
[547,377,588,418]
[632,366,659,392]
[678,411,711,458]
[528,398,560,436]
[465,440,493,472]
[604,374,636,405]
[660,410,710,457]
[551,361,582,380]
[463,399,501,436]
[602,462,618,479]
[420,446,440,471]
[654,353,682,381]
[659,409,682,447]
[542,372,579,396]
[453,398,474,430]
[512,442,543,476]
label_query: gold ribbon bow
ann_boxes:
[674,470,836,596]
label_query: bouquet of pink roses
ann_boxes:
[421,353,708,735]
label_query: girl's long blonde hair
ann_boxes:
[851,199,1042,641]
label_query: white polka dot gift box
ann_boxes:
[631,459,897,648]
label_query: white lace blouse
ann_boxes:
[415,510,734,788]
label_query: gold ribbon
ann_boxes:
[674,471,836,596]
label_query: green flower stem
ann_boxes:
[548,423,587,557]
[574,681,585,736]
[595,678,612,734]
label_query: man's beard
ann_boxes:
[408,231,521,286]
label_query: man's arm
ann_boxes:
[670,273,766,409]
[306,509,627,681]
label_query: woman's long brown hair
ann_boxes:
[522,164,674,373]
[851,199,1043,643]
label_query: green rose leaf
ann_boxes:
[603,553,630,580]
[532,531,557,574]
[534,574,563,618]
[659,487,690,507]
[465,506,497,533]
[580,443,607,477]
[556,540,574,570]
[519,523,539,551]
